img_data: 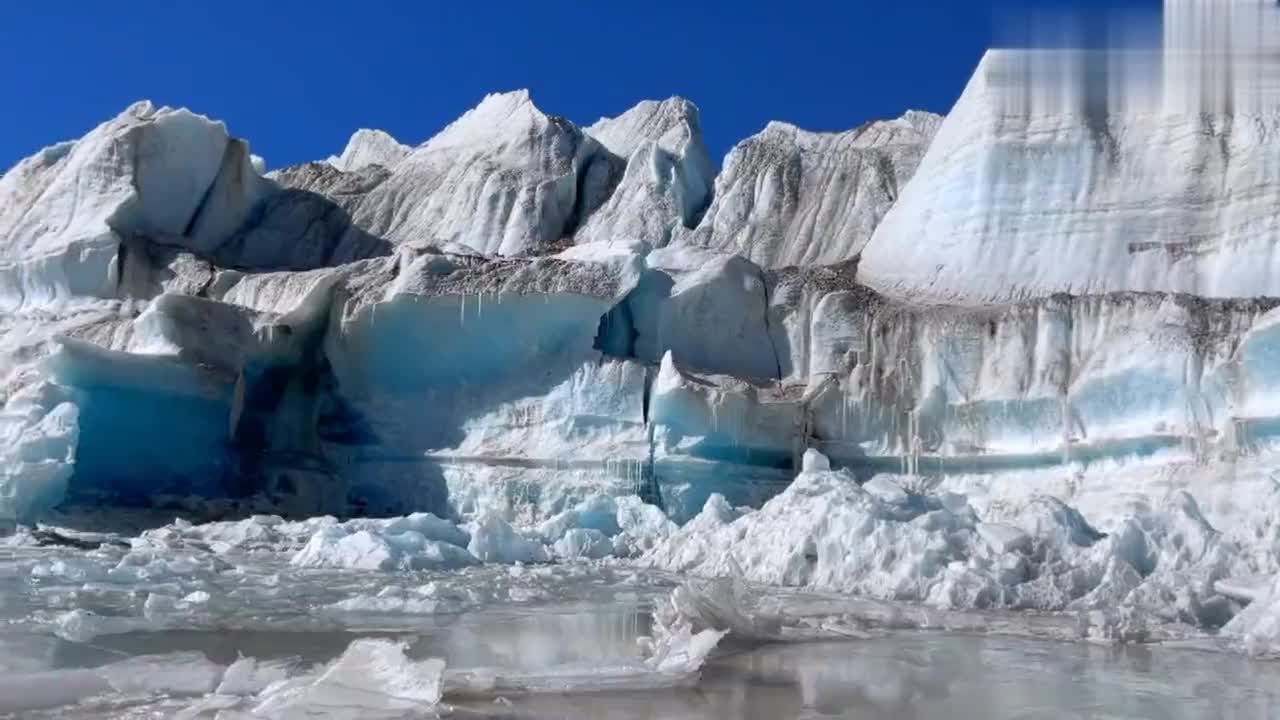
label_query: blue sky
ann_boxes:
[1,1,1160,172]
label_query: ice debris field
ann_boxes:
[5,2,1280,716]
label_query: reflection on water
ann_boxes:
[4,599,1280,719]
[482,630,1280,720]
[705,637,1280,720]
[412,602,652,672]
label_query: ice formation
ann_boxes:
[2,0,1280,673]
[642,454,1253,634]
[250,639,445,717]
[860,1,1280,302]
[679,111,940,268]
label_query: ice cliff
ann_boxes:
[0,90,940,524]
[5,3,1280,654]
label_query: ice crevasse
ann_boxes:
[4,21,1280,654]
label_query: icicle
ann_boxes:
[1184,396,1195,459]
[842,382,849,441]
[1061,395,1071,466]
[906,409,916,476]
[899,406,907,476]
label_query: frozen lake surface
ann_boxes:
[2,528,1279,719]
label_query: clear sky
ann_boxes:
[1,0,1159,173]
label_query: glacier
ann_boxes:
[3,4,1280,715]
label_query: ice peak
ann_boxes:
[424,89,560,151]
[586,97,706,161]
[123,99,157,118]
[899,110,944,136]
[484,87,533,107]
[757,111,940,152]
[330,128,410,172]
[587,96,702,133]
[111,101,228,136]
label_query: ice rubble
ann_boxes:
[30,494,671,579]
[642,450,1254,632]
[291,514,479,571]
[0,585,726,717]
[262,493,672,569]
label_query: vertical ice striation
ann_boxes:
[676,111,941,268]
[860,1,1280,303]
[1163,0,1280,116]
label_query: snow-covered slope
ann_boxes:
[677,111,940,268]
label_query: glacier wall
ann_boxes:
[2,45,1280,583]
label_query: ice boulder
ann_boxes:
[624,245,779,379]
[612,495,678,556]
[216,657,292,696]
[1221,575,1280,656]
[467,513,549,564]
[290,513,477,571]
[647,352,798,520]
[251,639,445,716]
[0,383,79,522]
[800,448,829,472]
[552,528,614,560]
